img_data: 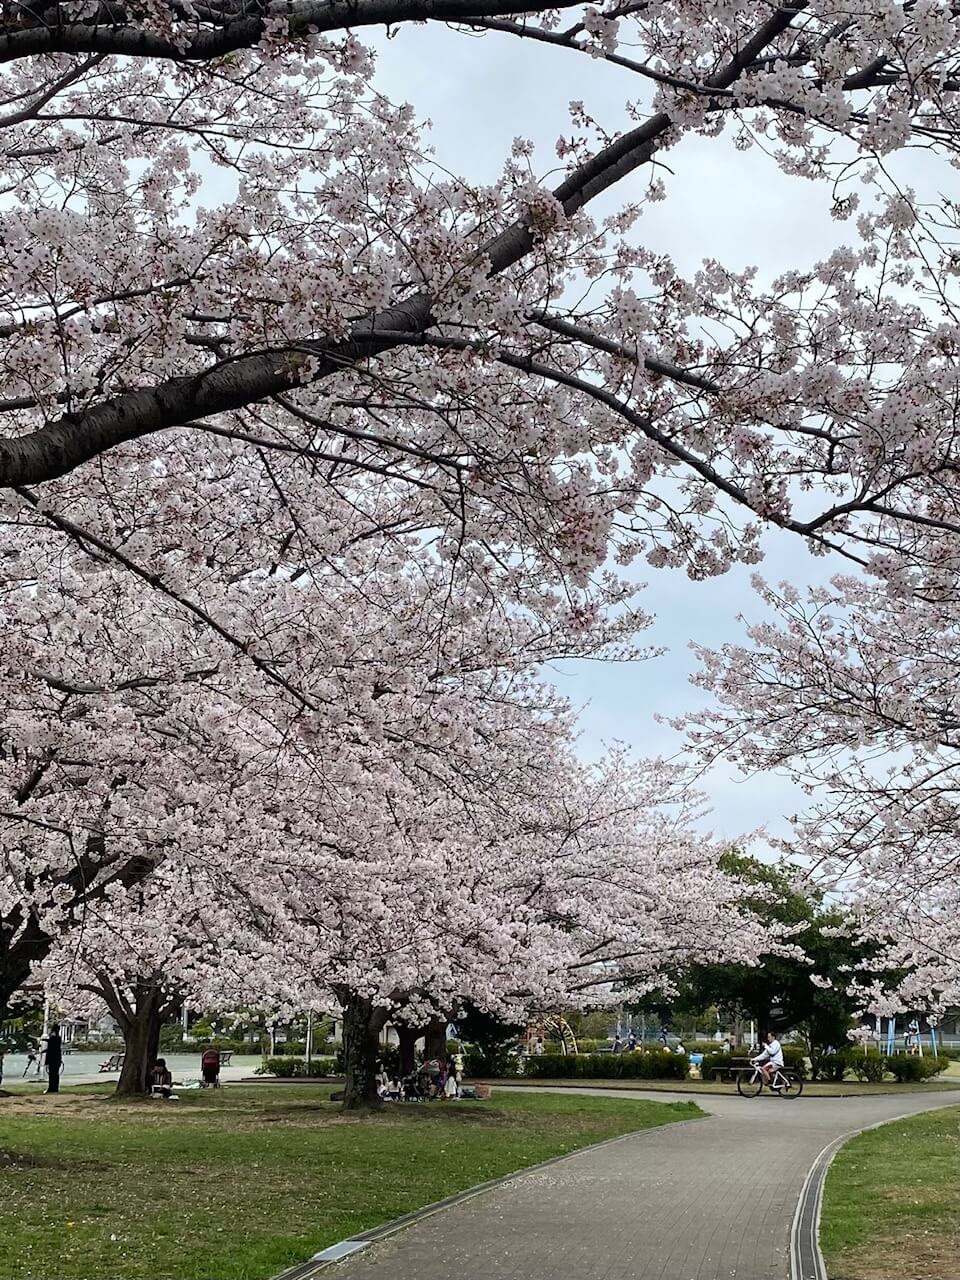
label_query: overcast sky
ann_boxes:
[367,25,877,842]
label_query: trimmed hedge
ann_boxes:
[520,1050,689,1081]
[809,1050,950,1083]
[259,1056,338,1078]
[699,1046,808,1080]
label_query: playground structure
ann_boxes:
[877,1014,940,1056]
[527,1015,579,1055]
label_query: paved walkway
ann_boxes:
[327,1085,960,1280]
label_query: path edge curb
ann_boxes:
[790,1100,960,1280]
[271,1108,707,1280]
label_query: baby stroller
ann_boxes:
[200,1048,221,1088]
[401,1069,427,1101]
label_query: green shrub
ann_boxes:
[885,1054,926,1082]
[261,1056,300,1077]
[633,1050,689,1080]
[811,1047,852,1081]
[573,1038,609,1055]
[518,1050,688,1081]
[466,1048,521,1078]
[850,1050,886,1083]
[258,1056,338,1078]
[781,1046,808,1079]
[70,1038,124,1053]
[698,1050,732,1079]
[522,1054,578,1078]
[919,1054,950,1080]
[882,1053,947,1082]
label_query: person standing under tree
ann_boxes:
[44,1025,63,1094]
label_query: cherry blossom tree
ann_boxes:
[5,1,960,576]
[0,476,649,1034]
[236,739,772,1108]
[40,855,267,1094]
[678,571,960,1014]
[9,1,960,1085]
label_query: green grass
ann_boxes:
[0,1085,700,1280]
[821,1105,960,1279]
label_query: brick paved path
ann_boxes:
[330,1085,960,1280]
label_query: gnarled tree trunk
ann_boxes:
[339,991,389,1111]
[91,974,178,1097]
[397,1025,419,1078]
[424,1016,447,1061]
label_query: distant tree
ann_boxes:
[655,853,900,1064]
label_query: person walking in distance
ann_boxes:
[44,1025,63,1094]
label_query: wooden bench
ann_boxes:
[709,1058,753,1083]
[99,1052,124,1072]
[219,1051,233,1068]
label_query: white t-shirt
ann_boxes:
[758,1038,784,1068]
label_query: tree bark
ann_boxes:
[114,1010,157,1096]
[397,1025,419,1077]
[424,1016,447,1061]
[340,992,388,1111]
[92,975,173,1097]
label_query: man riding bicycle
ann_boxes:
[751,1031,784,1085]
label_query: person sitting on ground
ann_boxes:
[444,1061,459,1098]
[420,1057,442,1098]
[751,1031,784,1085]
[149,1058,173,1099]
[375,1064,400,1101]
[200,1046,221,1088]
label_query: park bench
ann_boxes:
[218,1051,233,1067]
[99,1052,124,1072]
[709,1057,752,1083]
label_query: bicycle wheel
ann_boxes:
[737,1070,763,1097]
[776,1070,803,1098]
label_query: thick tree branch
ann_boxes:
[0,0,585,62]
[0,7,810,489]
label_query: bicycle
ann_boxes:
[736,1060,803,1098]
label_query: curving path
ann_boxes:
[319,1085,960,1280]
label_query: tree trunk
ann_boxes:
[340,992,388,1111]
[114,997,164,1097]
[115,1015,150,1095]
[397,1025,419,1077]
[424,1016,447,1061]
[92,976,171,1098]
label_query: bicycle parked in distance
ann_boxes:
[736,1061,804,1098]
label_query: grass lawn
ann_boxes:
[0,1085,700,1280]
[821,1105,960,1279]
